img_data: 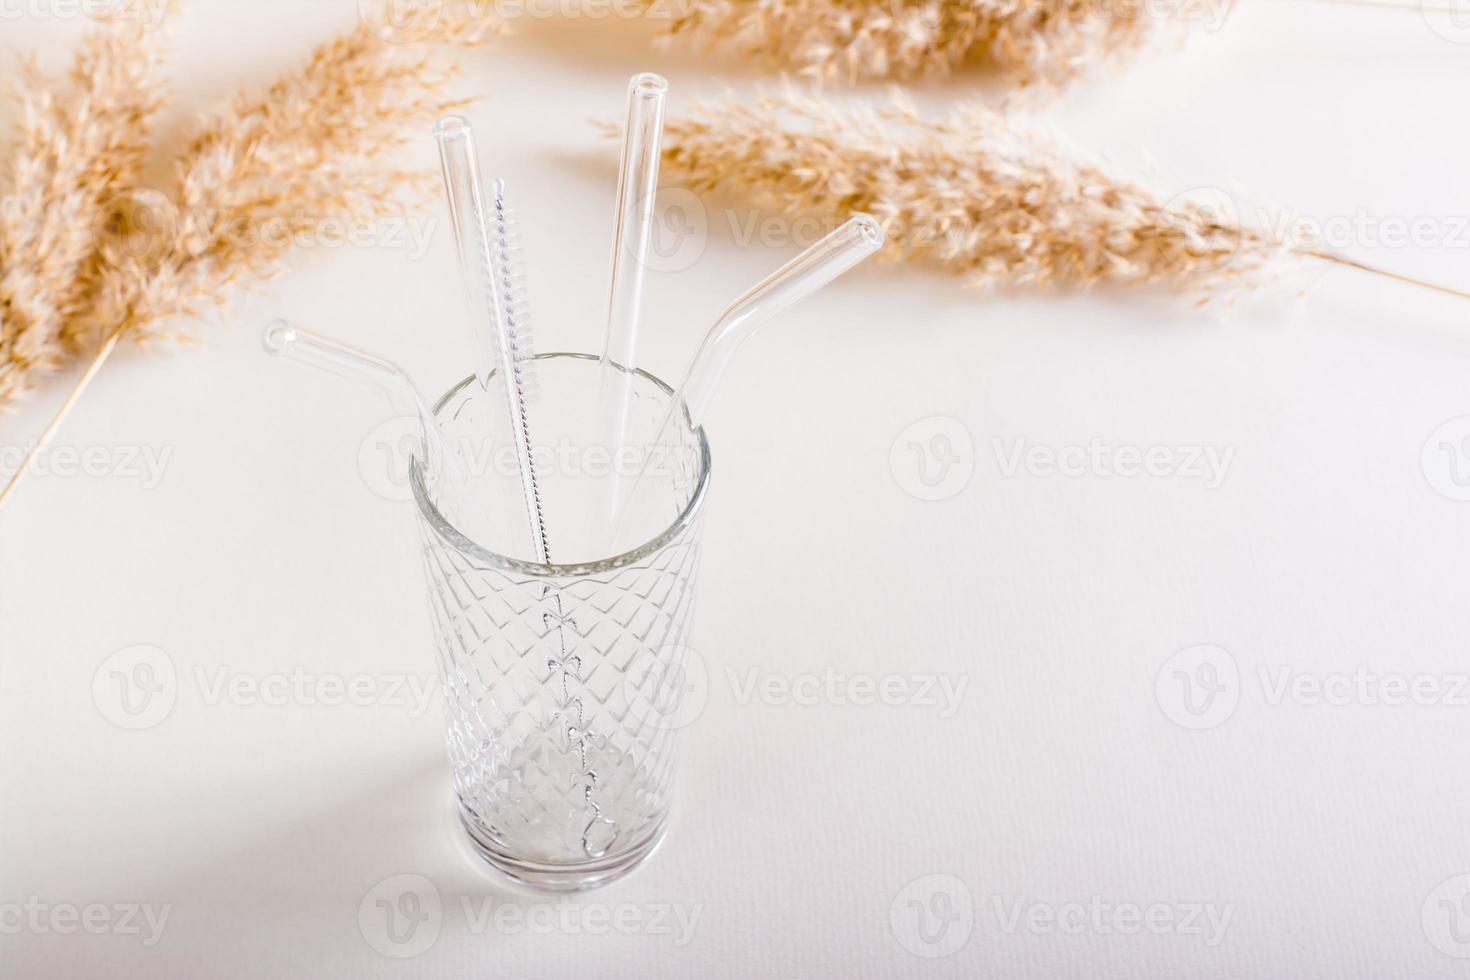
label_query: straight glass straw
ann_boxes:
[435,116,543,561]
[591,72,668,554]
[435,116,507,391]
[608,214,884,552]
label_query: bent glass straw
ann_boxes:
[609,214,885,551]
[591,73,668,554]
[261,320,461,489]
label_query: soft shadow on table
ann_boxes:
[37,755,548,977]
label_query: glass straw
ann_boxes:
[261,320,462,493]
[608,214,884,552]
[435,115,546,562]
[435,116,507,391]
[591,73,668,554]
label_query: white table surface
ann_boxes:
[5,3,1470,977]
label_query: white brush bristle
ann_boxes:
[492,179,537,403]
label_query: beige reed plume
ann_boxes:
[641,0,1217,86]
[622,89,1468,298]
[642,0,1458,86]
[0,5,501,508]
[0,19,168,406]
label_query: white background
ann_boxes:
[4,2,1470,977]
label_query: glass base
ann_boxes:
[457,805,669,892]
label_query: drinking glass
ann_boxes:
[410,353,710,890]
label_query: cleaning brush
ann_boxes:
[487,177,552,564]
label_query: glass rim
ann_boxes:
[410,352,712,579]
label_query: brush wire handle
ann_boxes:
[489,180,614,858]
[488,178,552,566]
[434,128,612,857]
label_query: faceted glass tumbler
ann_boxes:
[410,354,710,891]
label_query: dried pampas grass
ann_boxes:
[0,4,502,506]
[627,89,1286,293]
[624,90,1470,305]
[0,19,168,405]
[643,0,1218,87]
[70,5,497,355]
